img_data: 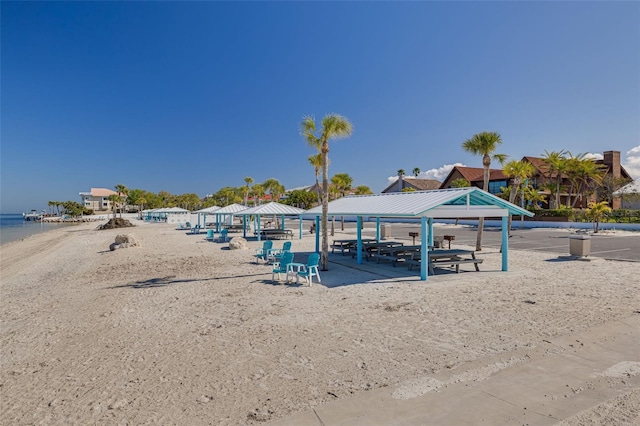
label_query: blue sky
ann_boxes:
[2,1,639,213]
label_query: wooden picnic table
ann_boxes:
[374,244,422,267]
[331,239,376,255]
[255,228,294,240]
[408,249,483,275]
[355,240,405,260]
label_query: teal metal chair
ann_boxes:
[255,240,273,264]
[205,229,215,241]
[272,251,295,282]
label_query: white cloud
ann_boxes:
[422,163,466,181]
[623,145,640,180]
[583,152,604,160]
[386,163,466,183]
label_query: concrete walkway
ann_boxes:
[271,316,640,425]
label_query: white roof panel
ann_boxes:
[304,188,533,218]
[238,202,304,215]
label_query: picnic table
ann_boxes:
[331,239,376,255]
[408,249,483,274]
[355,241,405,260]
[255,228,294,240]
[374,244,422,267]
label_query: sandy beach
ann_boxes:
[1,219,638,425]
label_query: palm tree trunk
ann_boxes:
[321,149,329,271]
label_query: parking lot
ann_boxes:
[317,221,640,262]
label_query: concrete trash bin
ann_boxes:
[569,234,591,257]
[380,223,391,239]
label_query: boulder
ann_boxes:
[228,237,248,250]
[110,234,140,251]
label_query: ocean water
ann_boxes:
[0,214,76,245]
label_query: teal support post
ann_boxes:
[256,214,261,241]
[502,216,509,271]
[428,218,434,247]
[242,216,247,238]
[281,214,285,230]
[376,217,380,241]
[421,217,428,281]
[315,216,320,253]
[357,216,363,264]
[298,215,303,239]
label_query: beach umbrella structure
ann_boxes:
[304,187,534,281]
[212,203,249,232]
[236,202,305,241]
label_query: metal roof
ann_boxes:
[237,202,305,216]
[214,203,248,214]
[194,206,221,213]
[304,188,534,218]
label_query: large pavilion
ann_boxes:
[304,188,533,281]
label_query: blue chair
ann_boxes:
[255,240,273,263]
[216,229,229,242]
[272,251,295,282]
[205,229,215,241]
[267,241,292,263]
[294,253,321,286]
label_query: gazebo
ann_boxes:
[212,203,248,231]
[304,188,533,280]
[235,202,305,240]
[194,205,221,228]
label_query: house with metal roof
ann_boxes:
[304,187,533,281]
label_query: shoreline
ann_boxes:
[1,219,639,424]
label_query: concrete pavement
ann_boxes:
[270,316,640,425]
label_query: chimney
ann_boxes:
[603,151,621,178]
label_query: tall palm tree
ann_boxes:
[115,184,128,218]
[462,131,506,251]
[308,153,324,207]
[503,159,535,233]
[301,113,353,271]
[541,150,568,208]
[251,184,265,206]
[243,177,254,206]
[412,167,421,178]
[107,194,121,222]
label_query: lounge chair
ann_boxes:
[255,240,274,264]
[291,253,321,286]
[205,229,215,241]
[267,241,292,264]
[271,251,295,283]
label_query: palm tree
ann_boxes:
[503,160,536,233]
[243,177,254,206]
[524,187,547,210]
[107,194,121,223]
[115,184,128,218]
[412,167,421,178]
[331,173,353,230]
[251,184,265,206]
[308,154,324,207]
[462,131,506,251]
[451,178,470,188]
[586,201,611,233]
[301,113,353,271]
[354,185,373,195]
[263,178,285,203]
[541,150,568,208]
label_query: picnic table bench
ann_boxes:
[331,239,376,255]
[374,244,422,267]
[355,241,405,260]
[255,228,294,240]
[408,249,483,274]
[226,224,244,232]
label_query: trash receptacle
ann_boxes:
[569,234,591,257]
[380,223,391,239]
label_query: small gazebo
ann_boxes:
[304,188,533,280]
[236,202,305,240]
